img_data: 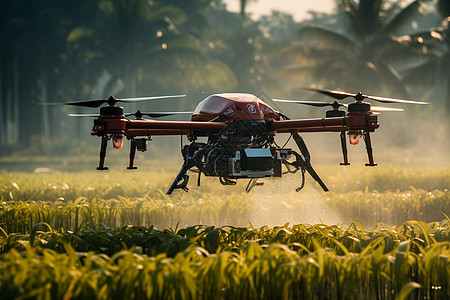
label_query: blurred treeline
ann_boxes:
[1,0,449,156]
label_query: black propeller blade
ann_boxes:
[369,106,404,112]
[69,110,193,119]
[273,99,405,113]
[68,113,101,117]
[41,94,186,108]
[302,87,428,105]
[273,99,345,109]
[124,110,193,119]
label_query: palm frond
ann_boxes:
[371,62,411,98]
[401,60,438,86]
[275,54,359,87]
[338,0,357,15]
[277,44,346,65]
[337,0,357,31]
[201,58,238,90]
[66,27,93,42]
[274,65,323,82]
[325,59,383,91]
[369,35,430,66]
[147,48,237,90]
[156,34,202,51]
[148,6,188,25]
[297,25,355,52]
[436,55,450,88]
[437,0,450,18]
[351,0,384,37]
[383,0,422,35]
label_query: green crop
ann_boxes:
[2,220,449,256]
[0,237,449,300]
[0,168,449,233]
[0,167,449,299]
[1,189,448,234]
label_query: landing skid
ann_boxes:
[246,178,264,192]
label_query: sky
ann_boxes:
[223,0,336,22]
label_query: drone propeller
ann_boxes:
[68,113,101,117]
[41,94,186,108]
[369,106,404,112]
[273,99,405,113]
[69,110,193,119]
[273,99,345,109]
[124,110,193,119]
[301,87,428,105]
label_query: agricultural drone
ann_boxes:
[50,88,428,194]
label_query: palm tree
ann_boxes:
[277,0,426,98]
[1,0,71,150]
[438,0,450,17]
[239,0,256,18]
[437,0,450,115]
[402,1,450,115]
[69,0,236,97]
[0,1,24,148]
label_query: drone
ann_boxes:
[51,88,428,194]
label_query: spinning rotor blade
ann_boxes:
[363,95,428,105]
[118,95,186,103]
[68,113,100,117]
[369,106,404,112]
[273,99,345,108]
[302,87,353,100]
[302,87,428,105]
[125,111,193,119]
[69,111,193,118]
[42,94,186,108]
[274,98,405,113]
[64,100,107,107]
[37,100,105,108]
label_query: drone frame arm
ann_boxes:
[271,117,346,132]
[125,129,190,136]
[127,120,227,131]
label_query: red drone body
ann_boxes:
[191,93,280,122]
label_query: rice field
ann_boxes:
[0,166,449,299]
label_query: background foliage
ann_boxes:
[1,0,449,156]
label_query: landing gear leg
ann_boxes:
[291,130,329,192]
[166,149,204,194]
[127,139,138,170]
[364,131,377,166]
[340,131,350,165]
[97,135,109,170]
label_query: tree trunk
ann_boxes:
[240,0,247,17]
[13,54,19,144]
[0,56,4,148]
[41,59,50,153]
[446,70,450,138]
[6,89,12,144]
